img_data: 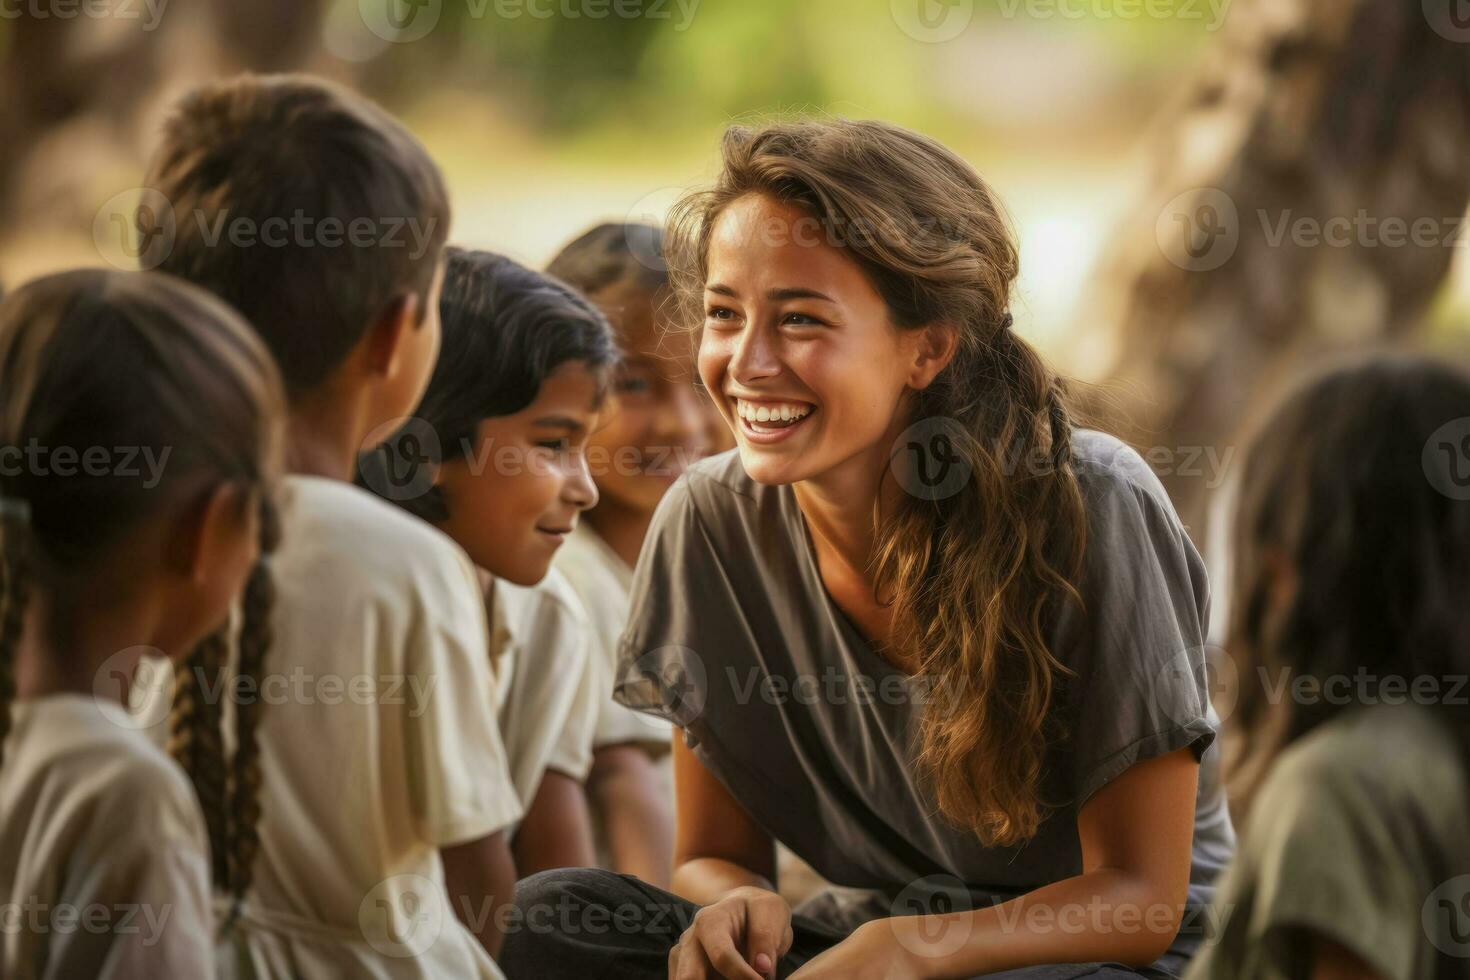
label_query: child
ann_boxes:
[143,75,520,977]
[360,248,617,875]
[544,223,714,888]
[0,268,283,977]
[1188,356,1470,980]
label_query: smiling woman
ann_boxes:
[500,118,1231,980]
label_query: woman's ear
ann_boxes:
[905,321,960,391]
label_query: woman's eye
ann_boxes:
[782,312,821,326]
[706,306,737,322]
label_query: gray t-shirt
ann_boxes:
[615,430,1234,956]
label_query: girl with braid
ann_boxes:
[0,268,284,979]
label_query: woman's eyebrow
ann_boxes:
[705,283,836,303]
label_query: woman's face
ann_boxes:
[434,360,602,586]
[586,280,713,516]
[698,193,919,487]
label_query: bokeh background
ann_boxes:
[3,0,1469,539]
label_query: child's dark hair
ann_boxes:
[1227,355,1470,809]
[0,270,284,920]
[143,72,451,398]
[545,222,669,301]
[358,247,618,522]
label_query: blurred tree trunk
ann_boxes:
[1079,0,1470,535]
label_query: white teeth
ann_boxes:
[735,398,812,423]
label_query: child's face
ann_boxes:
[587,281,713,516]
[434,360,602,586]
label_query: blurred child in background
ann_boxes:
[361,247,618,875]
[1189,356,1470,980]
[0,269,282,978]
[144,75,519,977]
[545,223,717,888]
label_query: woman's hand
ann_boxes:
[669,886,793,980]
[789,920,927,980]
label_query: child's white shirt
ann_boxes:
[138,475,520,978]
[489,569,601,827]
[0,694,214,979]
[552,523,672,751]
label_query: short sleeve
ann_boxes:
[48,762,215,979]
[541,606,600,783]
[1193,726,1444,980]
[613,476,721,739]
[1065,451,1217,806]
[401,545,522,846]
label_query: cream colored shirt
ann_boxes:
[553,523,672,751]
[0,695,214,979]
[489,570,601,827]
[138,476,521,978]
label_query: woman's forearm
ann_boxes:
[899,868,1185,979]
[671,856,777,907]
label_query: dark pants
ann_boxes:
[499,869,1190,980]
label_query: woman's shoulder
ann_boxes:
[1069,428,1177,516]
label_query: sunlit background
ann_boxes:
[4,0,1469,534]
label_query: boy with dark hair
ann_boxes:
[142,74,518,978]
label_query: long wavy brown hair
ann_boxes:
[667,119,1088,846]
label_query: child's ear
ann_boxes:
[166,482,249,584]
[361,293,421,380]
[904,321,960,391]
